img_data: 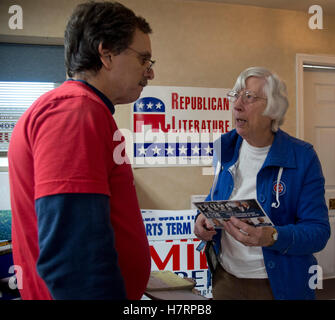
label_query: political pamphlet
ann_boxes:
[193,198,273,228]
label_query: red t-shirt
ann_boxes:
[8,81,150,299]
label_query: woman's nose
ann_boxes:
[233,96,244,110]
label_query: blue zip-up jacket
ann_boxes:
[206,129,330,300]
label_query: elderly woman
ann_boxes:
[194,67,330,300]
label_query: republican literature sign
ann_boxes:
[142,209,212,298]
[132,86,232,167]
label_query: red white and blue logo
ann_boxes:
[133,97,170,133]
[133,97,213,159]
[272,180,286,196]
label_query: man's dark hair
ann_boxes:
[64,1,152,77]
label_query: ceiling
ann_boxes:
[189,0,335,15]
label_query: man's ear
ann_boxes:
[98,42,112,70]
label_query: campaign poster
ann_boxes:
[132,86,232,167]
[142,209,212,298]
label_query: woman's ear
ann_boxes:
[98,42,112,70]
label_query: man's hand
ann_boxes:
[194,213,217,241]
[222,216,275,247]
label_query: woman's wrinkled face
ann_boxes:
[233,77,273,147]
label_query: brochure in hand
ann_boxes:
[193,198,273,228]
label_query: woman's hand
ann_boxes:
[222,216,275,247]
[194,213,217,241]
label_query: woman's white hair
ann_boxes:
[232,66,289,132]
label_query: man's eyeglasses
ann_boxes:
[127,47,155,71]
[227,90,267,105]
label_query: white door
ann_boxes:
[304,68,335,213]
[303,67,335,278]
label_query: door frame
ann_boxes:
[296,53,335,139]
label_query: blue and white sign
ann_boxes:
[142,209,212,298]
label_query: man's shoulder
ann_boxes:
[40,81,101,104]
[28,81,107,118]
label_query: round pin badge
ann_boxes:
[272,180,286,196]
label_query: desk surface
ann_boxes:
[144,273,209,300]
[144,289,209,300]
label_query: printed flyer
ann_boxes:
[193,199,273,228]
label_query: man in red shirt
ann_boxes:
[8,1,155,300]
